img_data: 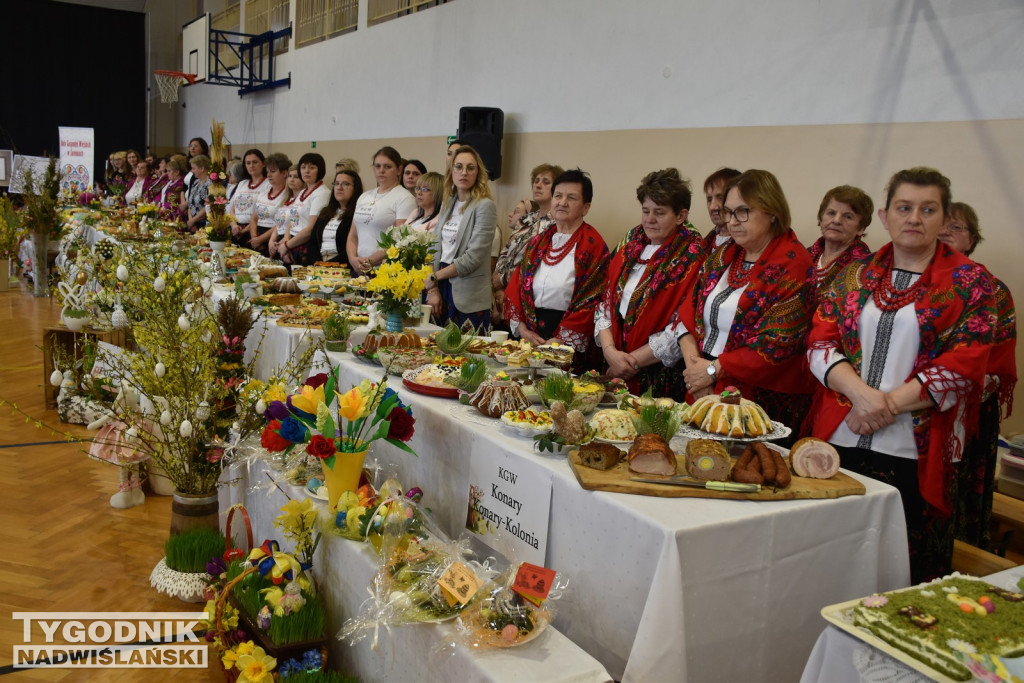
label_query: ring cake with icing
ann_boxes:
[682,388,772,438]
[851,573,1024,681]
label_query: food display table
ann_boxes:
[219,461,613,682]
[276,352,912,682]
[799,565,1024,683]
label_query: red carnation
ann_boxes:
[304,373,329,389]
[305,434,336,459]
[387,407,415,442]
[260,420,290,452]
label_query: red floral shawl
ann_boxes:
[807,237,872,293]
[506,222,609,350]
[808,242,997,515]
[983,272,1017,418]
[677,228,816,394]
[605,225,706,353]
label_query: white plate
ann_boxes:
[676,421,791,443]
[500,411,553,437]
[305,484,328,501]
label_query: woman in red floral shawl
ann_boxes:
[506,169,609,371]
[676,169,817,436]
[807,185,874,293]
[807,169,996,583]
[596,168,706,400]
[938,201,1016,550]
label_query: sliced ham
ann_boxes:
[628,434,677,476]
[789,437,840,479]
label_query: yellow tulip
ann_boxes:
[290,384,325,415]
[338,387,368,421]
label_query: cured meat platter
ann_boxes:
[567,442,866,501]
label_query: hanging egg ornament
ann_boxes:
[116,264,129,281]
[178,314,190,331]
[160,410,172,426]
[154,362,166,378]
[153,275,166,292]
[50,369,64,387]
[195,401,211,421]
[179,420,193,438]
[201,330,212,344]
[75,271,88,286]
[255,399,266,415]
[111,305,128,329]
[231,421,240,431]
[125,426,138,441]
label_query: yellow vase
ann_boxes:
[322,445,368,511]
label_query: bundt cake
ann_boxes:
[682,389,773,438]
[362,329,422,354]
[468,380,531,418]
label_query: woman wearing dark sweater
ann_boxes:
[306,169,362,265]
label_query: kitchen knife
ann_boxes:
[629,478,761,493]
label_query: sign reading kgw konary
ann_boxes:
[12,612,208,668]
[464,452,552,565]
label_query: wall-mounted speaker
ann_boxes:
[457,106,503,180]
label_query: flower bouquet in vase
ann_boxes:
[259,369,417,510]
[367,225,435,331]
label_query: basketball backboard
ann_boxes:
[182,13,209,82]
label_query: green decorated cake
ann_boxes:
[852,573,1024,681]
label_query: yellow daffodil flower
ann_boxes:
[236,646,276,683]
[263,383,287,404]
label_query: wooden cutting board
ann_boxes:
[567,448,866,501]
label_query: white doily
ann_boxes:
[148,557,208,603]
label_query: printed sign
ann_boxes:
[464,451,551,566]
[58,127,95,194]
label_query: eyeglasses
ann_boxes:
[332,181,353,188]
[415,186,432,193]
[452,163,477,173]
[721,206,751,223]
[946,223,969,233]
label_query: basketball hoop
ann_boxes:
[153,70,197,105]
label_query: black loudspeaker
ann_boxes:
[457,107,504,180]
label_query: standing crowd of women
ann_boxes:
[100,137,1013,583]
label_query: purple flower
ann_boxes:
[267,400,290,421]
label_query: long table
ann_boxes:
[220,460,613,682]
[289,352,912,682]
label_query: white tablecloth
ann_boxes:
[298,352,912,682]
[209,284,437,380]
[799,565,1024,683]
[220,460,613,682]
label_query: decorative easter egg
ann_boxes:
[338,491,360,509]
[75,271,87,285]
[179,420,193,438]
[183,302,194,315]
[195,401,211,421]
[154,362,166,378]
[308,477,323,490]
[201,330,213,344]
[177,314,190,331]
[116,264,129,281]
[50,369,64,387]
[501,624,519,642]
[153,276,166,292]
[160,410,172,426]
[255,399,266,415]
[125,426,138,441]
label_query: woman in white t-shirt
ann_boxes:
[307,169,363,265]
[248,153,291,256]
[228,149,267,245]
[275,153,330,264]
[405,171,444,232]
[347,146,416,275]
[267,166,305,261]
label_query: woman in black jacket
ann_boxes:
[306,169,363,265]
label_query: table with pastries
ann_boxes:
[224,342,912,682]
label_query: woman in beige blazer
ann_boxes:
[425,145,498,328]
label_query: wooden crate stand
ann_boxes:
[42,326,129,410]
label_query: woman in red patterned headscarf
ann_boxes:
[808,185,874,293]
[506,169,608,371]
[596,168,706,400]
[807,169,997,583]
[675,169,817,432]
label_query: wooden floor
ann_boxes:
[0,280,219,681]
